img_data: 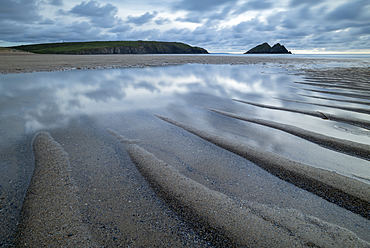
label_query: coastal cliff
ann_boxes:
[12,41,209,54]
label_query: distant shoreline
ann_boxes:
[1,53,367,74]
[10,41,208,55]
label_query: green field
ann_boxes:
[11,41,208,54]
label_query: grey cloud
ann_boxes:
[183,0,370,52]
[127,12,157,25]
[234,19,276,33]
[206,5,233,23]
[70,0,116,17]
[0,19,104,44]
[1,0,369,52]
[48,0,63,6]
[326,0,370,21]
[247,0,273,9]
[352,25,370,36]
[0,20,26,37]
[0,0,41,23]
[176,14,203,23]
[289,0,321,7]
[176,4,233,24]
[109,25,131,33]
[280,18,297,29]
[155,17,170,25]
[172,0,232,11]
[233,0,273,14]
[38,18,55,25]
[69,0,119,28]
[175,0,272,23]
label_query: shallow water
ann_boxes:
[0,61,369,246]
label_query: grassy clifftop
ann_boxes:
[11,41,208,54]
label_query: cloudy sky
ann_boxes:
[1,0,369,53]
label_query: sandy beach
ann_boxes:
[0,51,367,74]
[0,53,369,247]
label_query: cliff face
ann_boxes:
[73,44,208,55]
[245,43,291,54]
[12,41,209,54]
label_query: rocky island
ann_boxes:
[11,41,208,54]
[245,42,291,54]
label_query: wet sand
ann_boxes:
[13,125,370,247]
[156,115,370,219]
[209,108,370,160]
[276,98,370,115]
[112,130,369,247]
[233,99,370,130]
[15,132,97,247]
[0,52,360,74]
[1,54,370,247]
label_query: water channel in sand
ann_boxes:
[0,61,369,246]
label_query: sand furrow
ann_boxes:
[15,132,98,247]
[303,78,361,83]
[156,115,370,219]
[277,98,370,115]
[294,81,370,92]
[209,108,370,161]
[110,130,369,248]
[301,88,370,100]
[298,94,370,106]
[233,99,370,130]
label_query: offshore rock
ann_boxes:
[245,42,291,54]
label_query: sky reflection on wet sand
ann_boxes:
[1,62,370,246]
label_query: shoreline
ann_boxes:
[0,53,362,74]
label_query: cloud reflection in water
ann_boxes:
[0,64,292,133]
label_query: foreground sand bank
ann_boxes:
[0,53,356,74]
[15,131,370,247]
[15,132,97,247]
[111,130,369,248]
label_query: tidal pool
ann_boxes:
[1,63,369,246]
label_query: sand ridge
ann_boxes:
[110,129,369,248]
[156,115,370,219]
[276,97,370,115]
[298,94,370,106]
[294,81,370,92]
[233,99,370,130]
[301,88,370,100]
[209,108,370,161]
[15,132,98,247]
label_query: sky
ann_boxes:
[0,0,369,53]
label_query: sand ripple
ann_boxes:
[298,94,370,106]
[156,115,370,219]
[277,98,370,115]
[111,129,369,248]
[233,99,370,130]
[15,132,97,247]
[209,108,370,161]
